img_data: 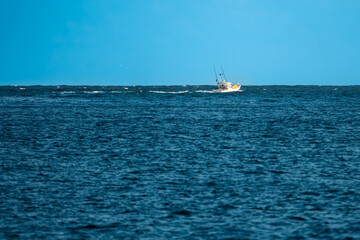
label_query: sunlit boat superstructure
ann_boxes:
[214,67,242,92]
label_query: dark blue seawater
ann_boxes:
[1,85,360,239]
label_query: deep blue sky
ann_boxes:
[1,0,360,85]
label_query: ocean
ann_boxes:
[0,85,359,239]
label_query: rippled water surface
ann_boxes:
[1,85,360,239]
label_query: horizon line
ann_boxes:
[1,84,359,87]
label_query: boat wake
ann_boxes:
[195,90,216,93]
[52,87,242,95]
[149,90,189,94]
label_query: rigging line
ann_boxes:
[221,66,228,81]
[214,66,219,86]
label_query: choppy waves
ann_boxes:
[1,85,360,239]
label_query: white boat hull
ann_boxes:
[215,86,243,93]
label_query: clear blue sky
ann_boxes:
[1,0,360,85]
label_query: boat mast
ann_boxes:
[221,66,228,82]
[214,66,220,87]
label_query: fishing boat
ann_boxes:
[214,67,242,92]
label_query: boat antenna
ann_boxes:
[221,66,228,81]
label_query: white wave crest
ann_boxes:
[83,91,104,94]
[58,91,76,94]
